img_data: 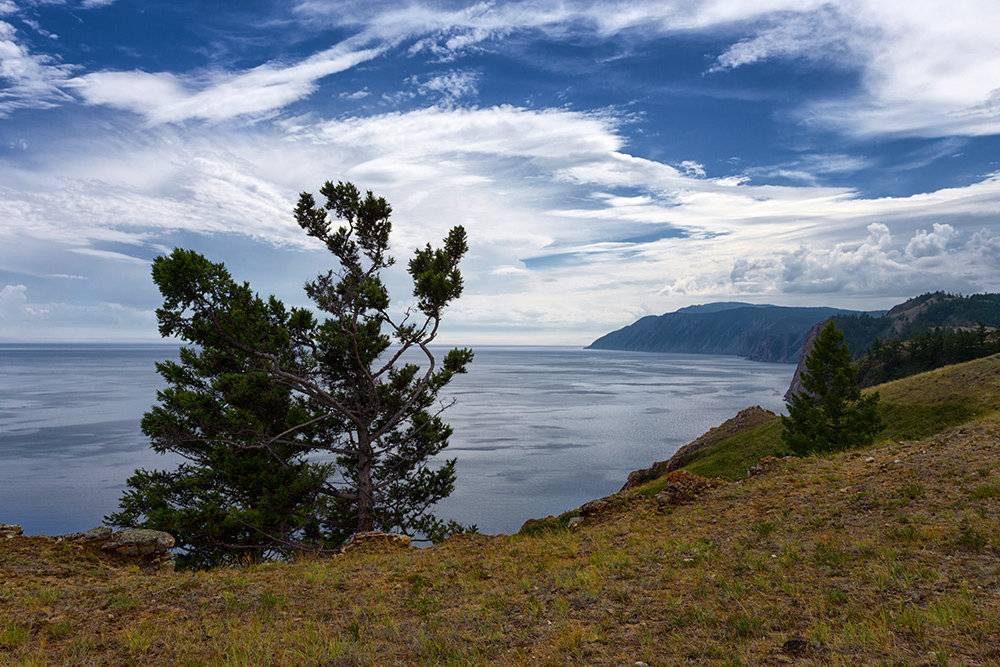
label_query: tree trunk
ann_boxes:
[356,428,375,532]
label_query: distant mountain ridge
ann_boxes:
[587,302,876,363]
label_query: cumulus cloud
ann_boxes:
[667,221,994,300]
[905,223,957,258]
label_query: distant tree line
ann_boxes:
[855,324,1000,387]
[830,292,1000,358]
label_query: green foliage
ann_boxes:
[828,291,1000,365]
[109,180,474,568]
[782,321,882,456]
[857,324,1000,387]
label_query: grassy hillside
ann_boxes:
[681,353,1000,481]
[2,356,999,665]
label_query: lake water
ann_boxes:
[0,345,794,536]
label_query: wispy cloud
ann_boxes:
[67,44,385,124]
[0,19,75,115]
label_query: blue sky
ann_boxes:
[2,0,999,344]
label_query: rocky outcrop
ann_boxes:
[621,405,779,491]
[653,469,723,508]
[100,528,175,558]
[54,526,177,570]
[341,531,412,554]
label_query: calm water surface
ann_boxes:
[0,345,793,535]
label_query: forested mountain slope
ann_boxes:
[587,303,872,362]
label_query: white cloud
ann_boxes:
[5,103,1000,339]
[340,87,370,100]
[709,5,859,73]
[67,44,385,123]
[717,0,1000,137]
[678,160,706,178]
[0,283,27,315]
[0,19,75,115]
[667,221,993,299]
[905,222,957,258]
[2,0,994,140]
[412,70,479,105]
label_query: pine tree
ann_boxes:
[782,320,882,455]
[108,181,473,567]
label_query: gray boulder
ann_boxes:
[102,528,176,557]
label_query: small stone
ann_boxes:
[781,637,814,656]
[567,516,584,531]
[865,456,875,463]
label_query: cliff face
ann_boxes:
[588,303,867,363]
[784,319,827,400]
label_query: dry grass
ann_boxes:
[3,411,1000,665]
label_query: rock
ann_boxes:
[578,496,616,517]
[653,469,721,508]
[341,531,411,554]
[1,523,23,538]
[781,637,818,657]
[567,516,585,532]
[63,526,113,543]
[747,455,798,477]
[102,529,175,557]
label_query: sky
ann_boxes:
[1,0,999,345]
